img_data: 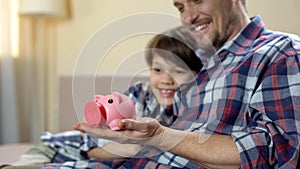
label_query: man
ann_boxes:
[57,0,300,168]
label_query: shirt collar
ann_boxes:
[219,15,266,56]
[196,16,266,70]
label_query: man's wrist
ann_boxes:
[143,127,188,151]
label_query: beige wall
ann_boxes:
[56,0,179,76]
[56,0,300,76]
[247,1,300,34]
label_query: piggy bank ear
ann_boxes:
[94,95,105,102]
[112,92,135,118]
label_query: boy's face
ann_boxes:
[150,54,196,108]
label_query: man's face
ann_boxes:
[173,0,235,49]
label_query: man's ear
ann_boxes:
[232,0,245,7]
[231,0,247,13]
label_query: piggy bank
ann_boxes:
[84,92,136,130]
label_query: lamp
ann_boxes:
[19,0,67,18]
[18,0,69,138]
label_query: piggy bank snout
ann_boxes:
[84,101,107,126]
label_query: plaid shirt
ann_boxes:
[43,16,300,169]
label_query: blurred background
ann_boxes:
[0,0,299,145]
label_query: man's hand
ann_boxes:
[74,117,162,143]
[73,117,187,151]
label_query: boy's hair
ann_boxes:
[145,26,202,73]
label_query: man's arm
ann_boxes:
[168,130,240,169]
[74,119,241,169]
[119,120,241,169]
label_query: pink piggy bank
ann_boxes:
[84,92,136,130]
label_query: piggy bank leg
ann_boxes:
[109,119,122,130]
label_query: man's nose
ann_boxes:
[182,6,198,24]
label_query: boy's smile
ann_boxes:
[150,53,196,107]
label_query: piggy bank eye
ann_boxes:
[108,99,113,104]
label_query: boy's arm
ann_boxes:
[87,142,143,159]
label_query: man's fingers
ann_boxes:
[73,122,100,135]
[120,118,159,133]
[73,122,86,133]
[119,119,148,131]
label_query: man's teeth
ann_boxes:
[195,24,208,32]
